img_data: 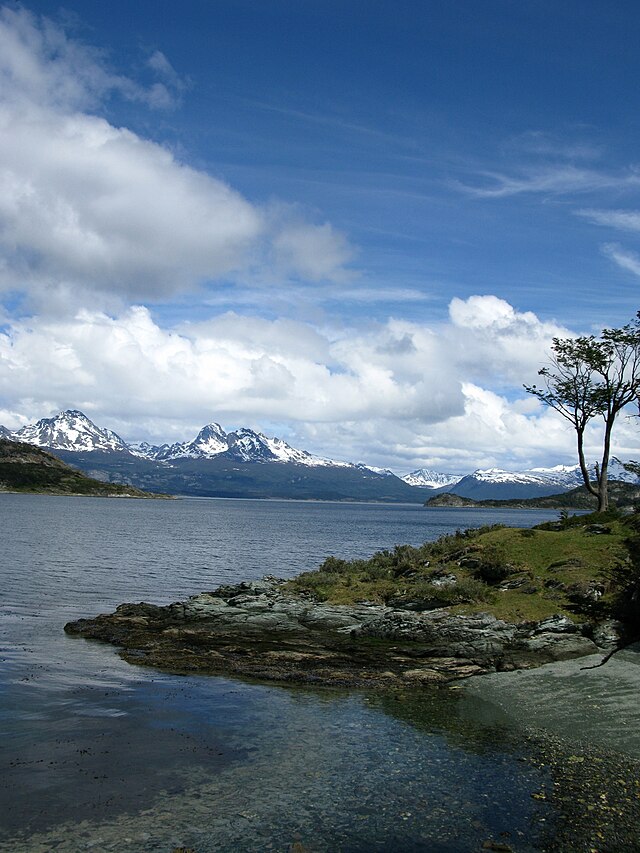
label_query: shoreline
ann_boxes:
[64,577,609,689]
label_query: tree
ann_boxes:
[524,312,640,512]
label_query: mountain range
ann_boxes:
[2,409,637,502]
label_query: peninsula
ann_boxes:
[65,509,640,687]
[0,438,165,498]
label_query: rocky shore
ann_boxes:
[64,577,618,687]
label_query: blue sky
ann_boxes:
[0,1,638,471]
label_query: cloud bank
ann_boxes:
[4,294,621,472]
[0,6,354,309]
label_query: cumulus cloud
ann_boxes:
[447,295,569,384]
[0,306,462,429]
[0,6,354,307]
[0,108,264,297]
[0,294,606,471]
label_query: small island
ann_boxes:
[425,480,640,509]
[65,508,640,687]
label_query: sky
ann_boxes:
[0,0,638,473]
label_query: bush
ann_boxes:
[319,556,349,574]
[392,577,496,608]
[472,545,514,585]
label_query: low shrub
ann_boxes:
[472,544,515,585]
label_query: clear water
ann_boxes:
[0,495,577,851]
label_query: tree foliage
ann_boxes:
[525,312,640,511]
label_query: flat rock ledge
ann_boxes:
[64,578,612,688]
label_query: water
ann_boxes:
[0,494,625,851]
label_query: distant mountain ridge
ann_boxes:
[9,410,350,468]
[2,410,637,502]
[1,410,424,502]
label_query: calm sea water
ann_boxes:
[0,495,583,851]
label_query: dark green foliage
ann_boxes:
[319,556,349,574]
[288,525,513,606]
[0,439,152,497]
[403,577,496,607]
[535,508,623,532]
[472,545,514,584]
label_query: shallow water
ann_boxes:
[0,494,624,851]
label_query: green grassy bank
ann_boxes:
[286,509,640,626]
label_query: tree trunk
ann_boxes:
[577,428,598,498]
[597,470,608,512]
[598,416,615,513]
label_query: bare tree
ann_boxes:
[525,312,640,512]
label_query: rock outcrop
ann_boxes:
[64,578,606,687]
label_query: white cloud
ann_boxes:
[578,208,640,232]
[0,295,605,472]
[0,6,355,307]
[602,243,640,277]
[447,295,569,384]
[0,6,182,112]
[273,221,356,282]
[453,165,640,199]
[504,131,602,162]
[0,107,264,297]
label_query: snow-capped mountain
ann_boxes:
[437,463,639,501]
[465,468,552,486]
[0,424,12,438]
[131,422,351,467]
[525,464,585,488]
[355,463,396,477]
[5,409,637,502]
[11,410,129,453]
[444,468,572,501]
[401,468,462,489]
[130,423,229,461]
[407,462,639,499]
[6,410,353,469]
[4,410,424,502]
[528,461,639,486]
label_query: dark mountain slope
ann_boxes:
[52,450,426,502]
[0,440,160,497]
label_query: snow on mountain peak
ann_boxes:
[192,423,228,455]
[8,409,638,487]
[13,409,128,453]
[401,468,462,488]
[471,468,549,485]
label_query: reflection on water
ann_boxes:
[0,495,576,851]
[1,673,554,852]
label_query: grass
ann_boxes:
[285,511,638,625]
